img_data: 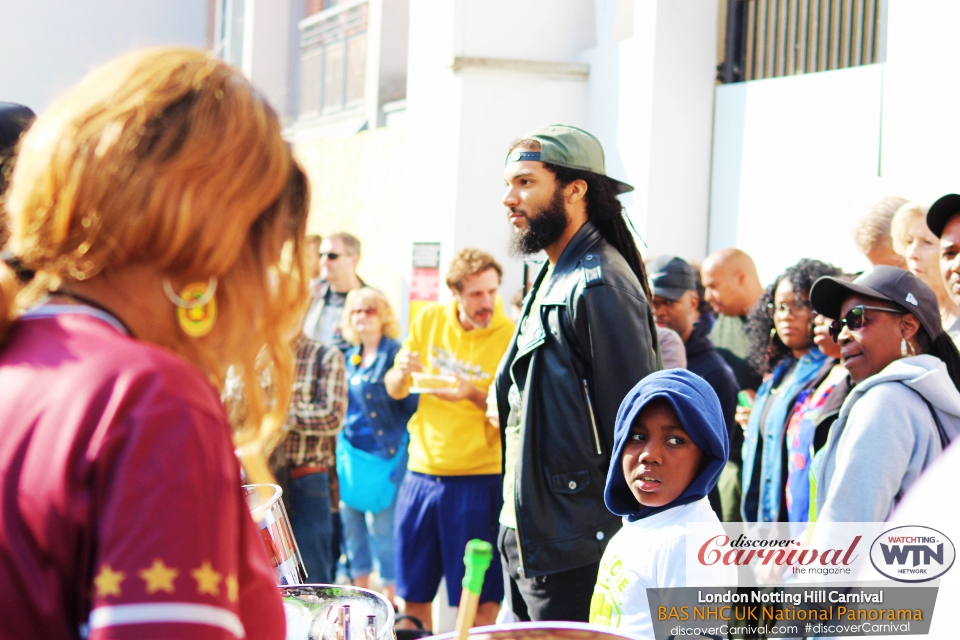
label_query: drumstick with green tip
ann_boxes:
[454,539,494,640]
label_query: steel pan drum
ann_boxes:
[426,622,631,640]
[281,584,396,640]
[243,484,306,585]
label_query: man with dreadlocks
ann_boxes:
[493,124,661,622]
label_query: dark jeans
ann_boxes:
[289,471,335,584]
[498,525,599,622]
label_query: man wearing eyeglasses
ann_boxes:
[648,255,741,522]
[304,232,369,353]
[301,231,369,587]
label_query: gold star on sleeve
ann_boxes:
[93,565,126,598]
[225,574,239,603]
[191,561,223,597]
[139,559,179,594]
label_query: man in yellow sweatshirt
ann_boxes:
[385,249,514,631]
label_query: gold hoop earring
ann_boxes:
[163,278,218,337]
[900,337,915,358]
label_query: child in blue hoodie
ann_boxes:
[589,369,735,638]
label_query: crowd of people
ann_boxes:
[1,48,959,640]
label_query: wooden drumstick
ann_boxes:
[454,539,494,640]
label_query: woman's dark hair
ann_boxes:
[544,163,651,299]
[904,321,960,395]
[745,258,842,375]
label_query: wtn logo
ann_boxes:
[870,526,956,583]
[880,543,944,566]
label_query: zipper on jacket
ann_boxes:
[515,510,527,580]
[513,381,528,579]
[583,379,602,455]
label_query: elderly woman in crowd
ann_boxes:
[0,49,307,638]
[337,287,417,604]
[891,201,960,338]
[738,259,841,523]
[810,266,960,523]
[853,195,908,268]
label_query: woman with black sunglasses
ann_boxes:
[740,259,842,523]
[809,266,960,524]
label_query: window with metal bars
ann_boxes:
[299,2,368,118]
[718,0,885,83]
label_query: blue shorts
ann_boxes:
[395,471,504,606]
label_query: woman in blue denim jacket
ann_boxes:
[739,260,840,523]
[338,288,417,603]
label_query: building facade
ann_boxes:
[215,0,960,310]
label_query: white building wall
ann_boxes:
[403,0,720,300]
[377,0,409,114]
[403,0,592,302]
[246,0,297,125]
[0,0,208,113]
[452,67,589,298]
[644,0,718,262]
[582,0,719,264]
[709,0,960,285]
[880,0,960,199]
[709,65,884,284]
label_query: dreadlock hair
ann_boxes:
[745,258,842,376]
[542,163,650,299]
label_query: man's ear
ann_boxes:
[565,179,588,203]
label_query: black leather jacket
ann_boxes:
[494,222,660,578]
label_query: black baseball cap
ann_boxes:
[810,265,943,340]
[648,255,697,301]
[926,193,960,238]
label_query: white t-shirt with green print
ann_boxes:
[589,498,735,638]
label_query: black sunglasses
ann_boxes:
[828,305,906,341]
[319,252,340,260]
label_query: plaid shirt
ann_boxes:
[281,335,347,468]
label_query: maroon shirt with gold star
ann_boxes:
[0,308,284,639]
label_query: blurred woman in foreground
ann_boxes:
[0,49,307,639]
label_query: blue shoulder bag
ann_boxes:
[336,431,408,514]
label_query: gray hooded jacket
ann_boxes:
[815,355,960,523]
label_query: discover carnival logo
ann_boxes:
[869,526,956,583]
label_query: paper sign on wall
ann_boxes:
[409,242,441,323]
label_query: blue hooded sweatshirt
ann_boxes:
[604,369,730,521]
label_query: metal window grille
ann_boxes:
[299,2,368,118]
[719,0,884,83]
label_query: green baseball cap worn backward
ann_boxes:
[505,124,635,194]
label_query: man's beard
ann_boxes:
[509,187,569,256]
[459,305,493,329]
